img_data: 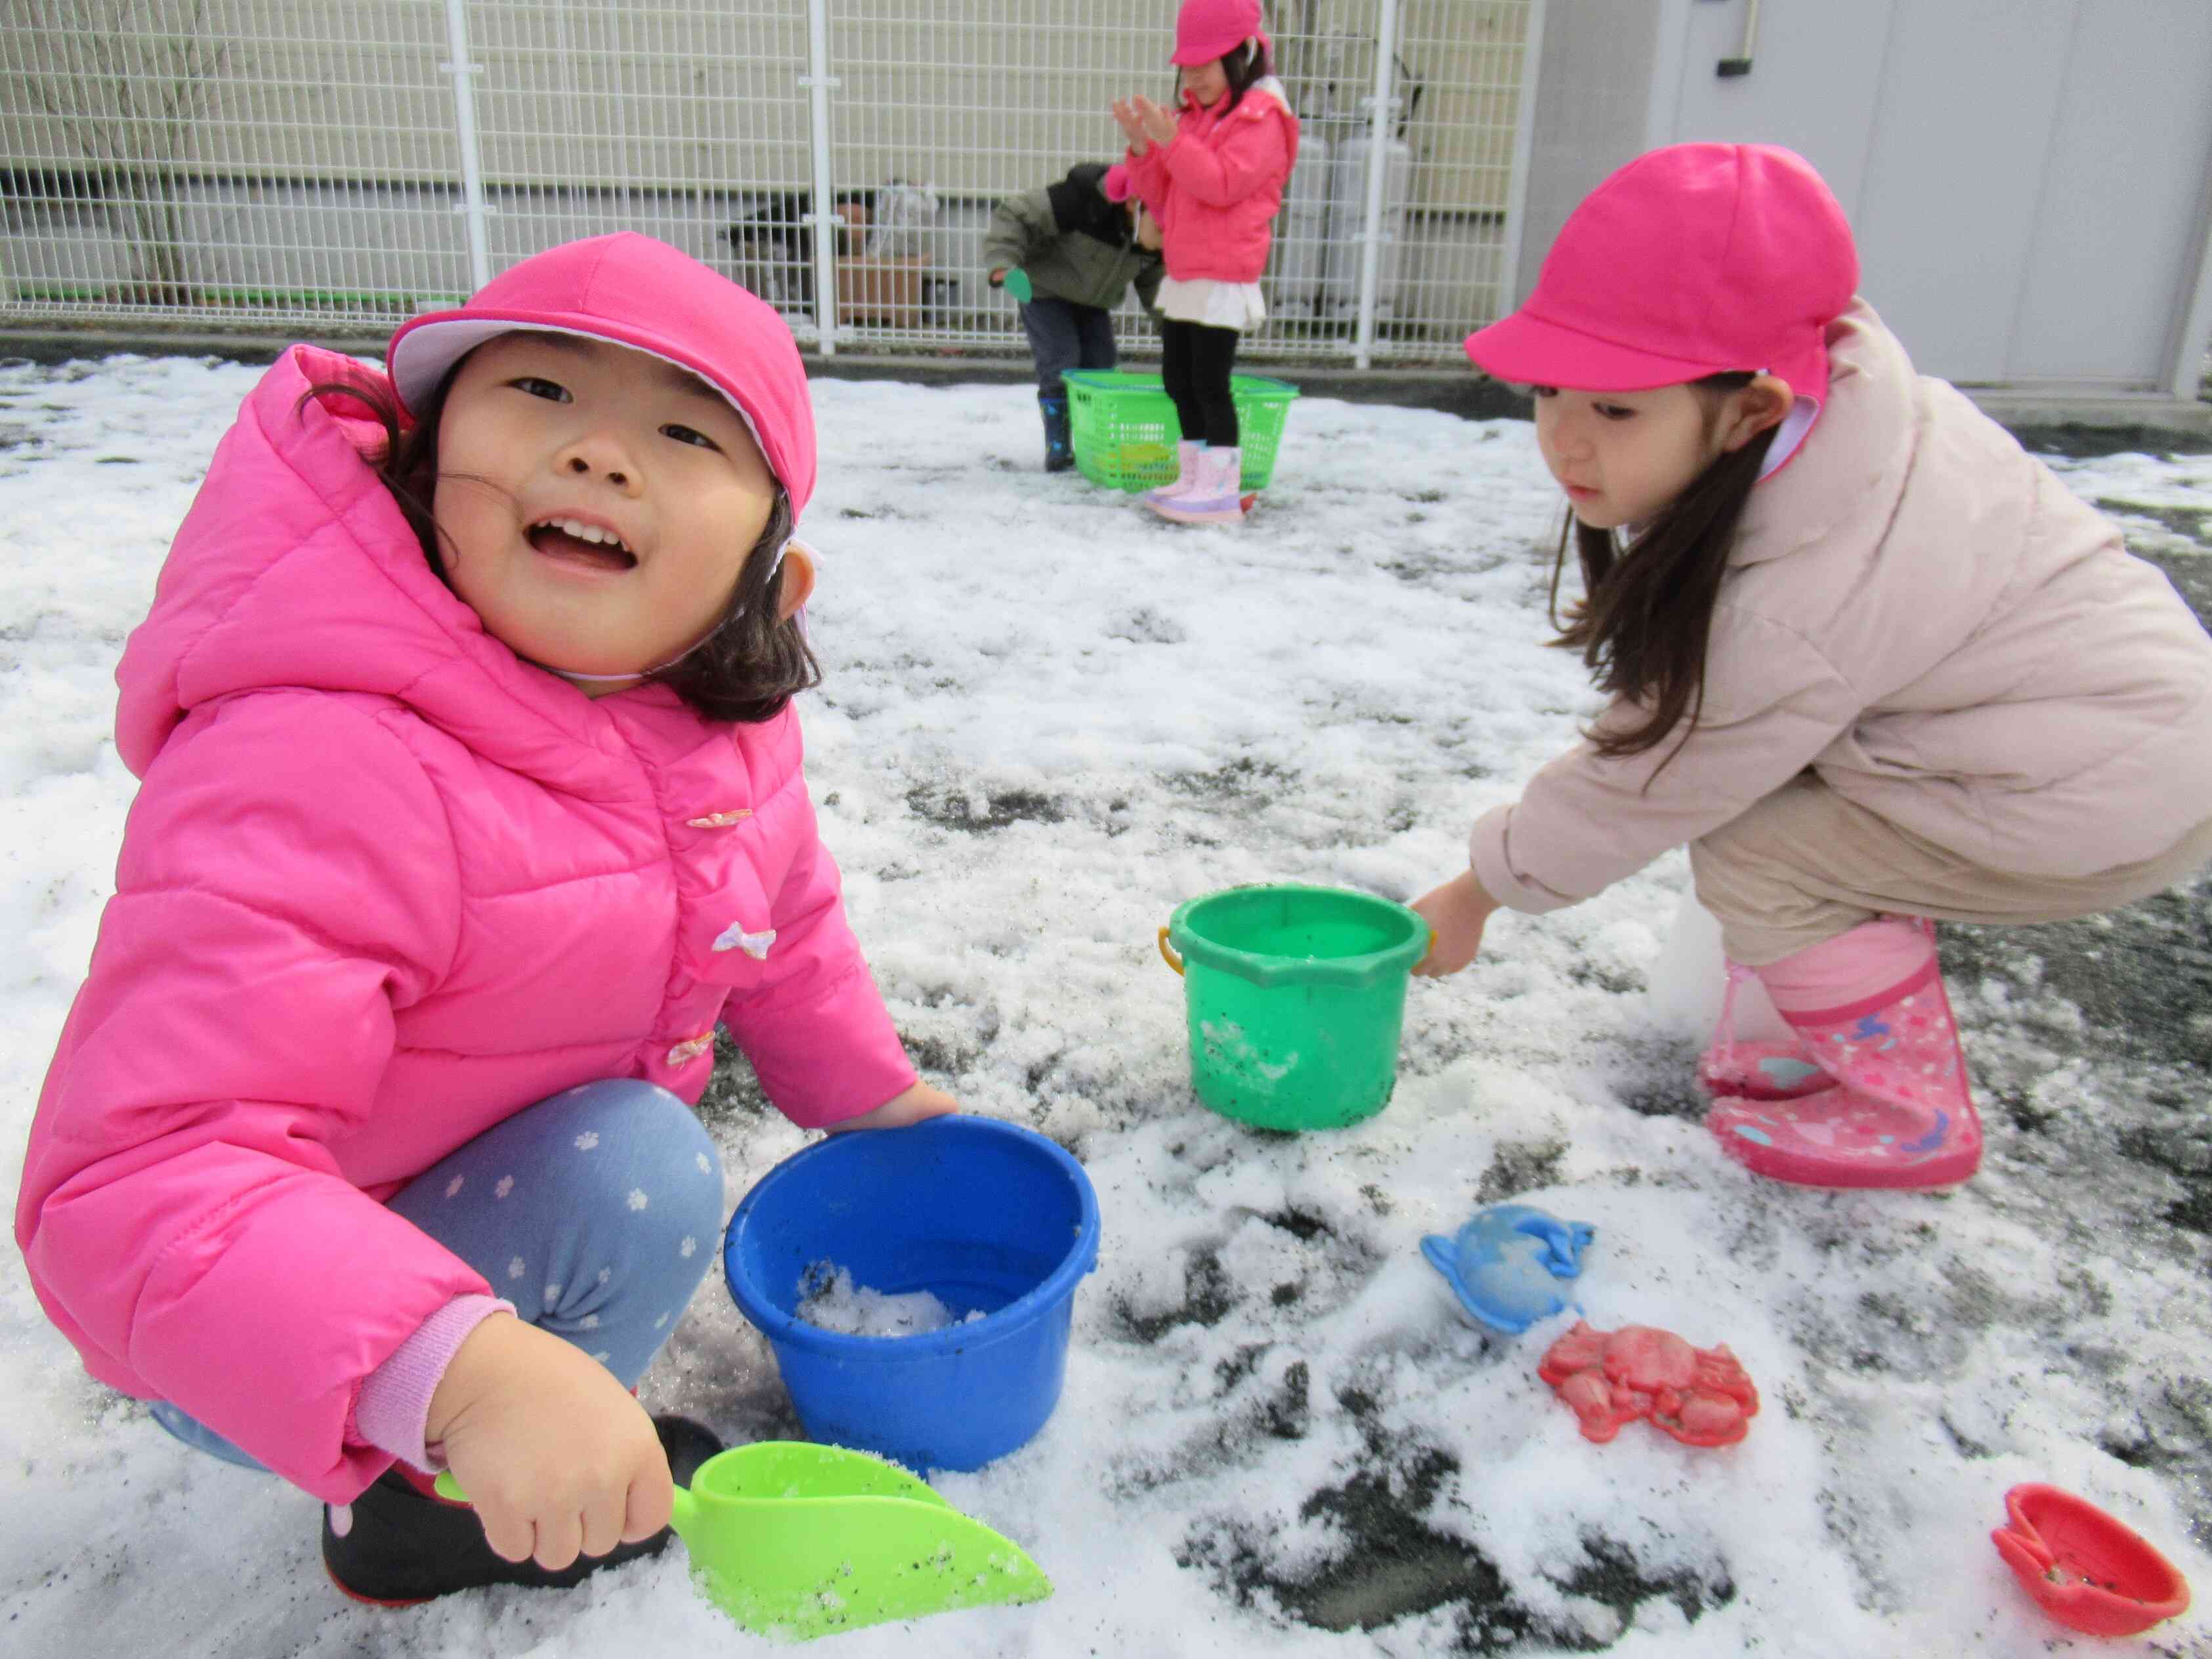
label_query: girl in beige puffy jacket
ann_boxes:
[1416,143,2212,1192]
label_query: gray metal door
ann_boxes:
[1665,0,2212,390]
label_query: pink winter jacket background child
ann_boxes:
[1112,77,1298,284]
[14,344,916,1502]
[1471,301,2212,914]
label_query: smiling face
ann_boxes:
[431,332,780,686]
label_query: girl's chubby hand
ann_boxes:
[828,1079,959,1133]
[1113,95,1177,152]
[1111,96,1149,151]
[425,1313,671,1570]
[1411,870,1500,976]
[1130,94,1179,146]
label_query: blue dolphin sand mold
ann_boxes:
[1421,1203,1596,1335]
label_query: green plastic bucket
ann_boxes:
[1159,884,1430,1131]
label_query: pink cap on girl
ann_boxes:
[1172,0,1268,66]
[387,233,818,516]
[1466,143,1858,408]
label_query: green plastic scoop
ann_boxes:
[435,1440,1052,1640]
[1003,267,1033,303]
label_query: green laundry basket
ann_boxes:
[1063,369,1299,494]
[1158,884,1431,1131]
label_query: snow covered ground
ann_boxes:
[2,354,2207,1658]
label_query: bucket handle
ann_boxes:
[1159,924,1437,980]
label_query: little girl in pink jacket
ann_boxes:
[14,234,954,1603]
[1414,144,2212,1192]
[1108,0,1298,525]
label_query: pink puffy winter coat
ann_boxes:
[1472,303,2212,912]
[1117,77,1298,284]
[14,346,916,1500]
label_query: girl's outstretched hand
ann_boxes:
[425,1312,671,1571]
[1130,94,1179,147]
[1111,96,1150,152]
[1412,870,1500,976]
[828,1079,959,1133]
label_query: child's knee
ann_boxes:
[529,1078,723,1239]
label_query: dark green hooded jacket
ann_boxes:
[983,162,1163,314]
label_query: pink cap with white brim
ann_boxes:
[387,233,818,518]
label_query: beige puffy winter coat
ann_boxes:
[1470,301,2212,914]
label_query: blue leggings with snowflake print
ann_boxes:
[150,1079,724,1471]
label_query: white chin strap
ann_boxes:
[1757,396,1818,480]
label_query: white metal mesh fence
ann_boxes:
[0,0,1539,365]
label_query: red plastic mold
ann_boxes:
[1991,1483,2191,1637]
[1537,1322,1759,1448]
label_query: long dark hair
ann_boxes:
[1181,38,1271,112]
[303,364,820,725]
[1547,372,1777,774]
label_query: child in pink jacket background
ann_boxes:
[1413,144,2212,1192]
[13,233,955,1603]
[1108,0,1298,526]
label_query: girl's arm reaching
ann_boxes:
[715,778,931,1129]
[1411,870,1500,976]
[827,1078,957,1131]
[981,187,1053,285]
[1473,610,1861,914]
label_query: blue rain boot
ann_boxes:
[1039,393,1074,472]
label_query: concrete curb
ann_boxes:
[3,326,2205,451]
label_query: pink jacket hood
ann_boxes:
[1471,303,2212,912]
[18,346,914,1499]
[1115,77,1298,284]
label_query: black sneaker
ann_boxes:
[323,1415,725,1605]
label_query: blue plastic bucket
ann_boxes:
[722,1116,1100,1473]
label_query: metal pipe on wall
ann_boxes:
[1350,0,1400,371]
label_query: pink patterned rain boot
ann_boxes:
[1150,445,1246,524]
[1141,440,1206,507]
[1705,917,1983,1190]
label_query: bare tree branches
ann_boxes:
[7,0,232,303]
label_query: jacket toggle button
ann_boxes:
[712,923,777,959]
[687,810,753,828]
[666,1032,715,1066]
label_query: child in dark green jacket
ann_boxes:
[985,161,1164,470]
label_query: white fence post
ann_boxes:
[441,0,491,291]
[1351,0,1401,372]
[803,0,841,357]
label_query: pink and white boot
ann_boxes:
[1141,440,1206,509]
[1703,917,1983,1190]
[1149,445,1246,524]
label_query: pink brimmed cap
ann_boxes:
[1465,143,1858,408]
[388,233,817,516]
[1173,0,1268,66]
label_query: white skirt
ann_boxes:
[1157,276,1267,331]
